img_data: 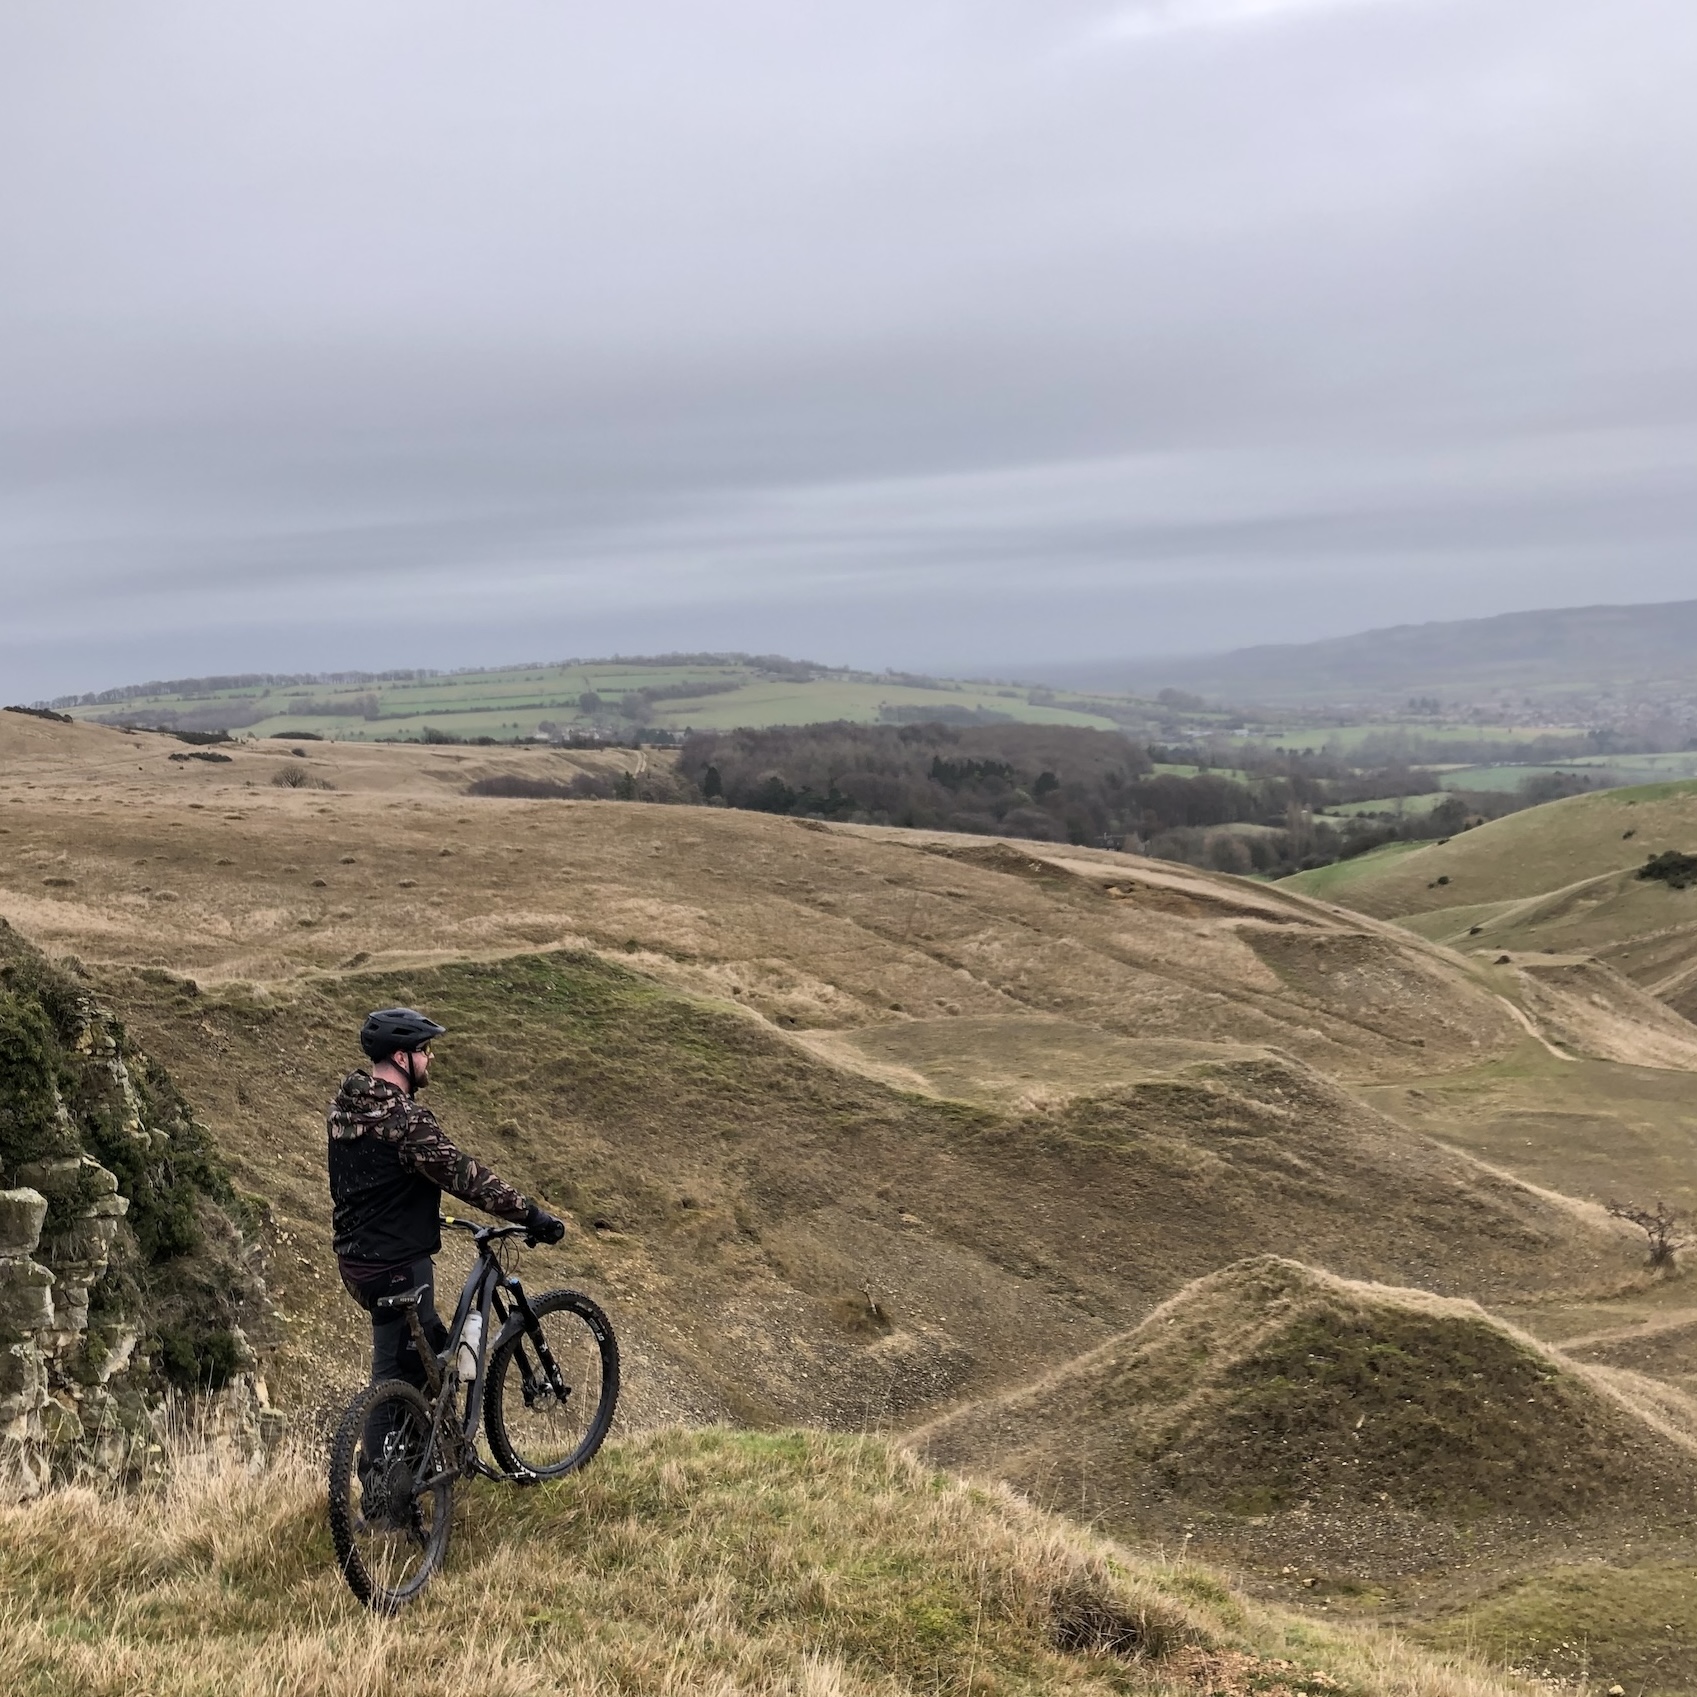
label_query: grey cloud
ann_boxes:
[1,0,1695,700]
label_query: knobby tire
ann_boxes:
[328,1378,454,1612]
[484,1287,620,1480]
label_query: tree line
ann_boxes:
[679,723,1273,851]
[672,722,1594,877]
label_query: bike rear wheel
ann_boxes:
[484,1288,619,1479]
[328,1379,453,1611]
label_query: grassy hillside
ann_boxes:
[0,1425,1532,1697]
[0,713,1664,1419]
[101,947,1631,1431]
[919,1259,1697,1563]
[920,1260,1697,1691]
[50,658,1128,741]
[0,712,1544,1087]
[14,708,1697,1685]
[1285,781,1697,1017]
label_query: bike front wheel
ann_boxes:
[484,1288,619,1480]
[328,1378,454,1612]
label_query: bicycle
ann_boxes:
[327,1214,620,1612]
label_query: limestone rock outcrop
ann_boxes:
[0,921,273,1493]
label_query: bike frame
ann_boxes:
[399,1215,571,1489]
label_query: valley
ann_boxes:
[7,709,1697,1691]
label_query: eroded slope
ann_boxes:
[103,951,1634,1430]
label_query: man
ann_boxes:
[327,1006,566,1397]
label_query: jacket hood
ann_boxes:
[331,1068,406,1125]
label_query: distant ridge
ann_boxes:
[1053,599,1697,706]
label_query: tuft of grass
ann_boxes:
[0,1425,1536,1697]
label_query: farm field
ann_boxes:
[1319,792,1449,818]
[53,658,1125,741]
[44,656,1614,770]
[1437,753,1697,792]
[1255,719,1587,753]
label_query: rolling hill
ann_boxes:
[1286,779,1697,1019]
[918,1257,1697,1556]
[918,1258,1697,1689]
[38,656,1134,742]
[0,711,1647,1419]
[1067,597,1697,708]
[12,707,1697,1684]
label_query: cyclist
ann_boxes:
[327,1006,567,1402]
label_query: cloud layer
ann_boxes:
[2,1,1694,697]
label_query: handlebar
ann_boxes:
[441,1214,534,1245]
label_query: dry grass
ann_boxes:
[0,710,1528,1087]
[0,1426,1535,1697]
[95,947,1633,1434]
[3,708,1692,1686]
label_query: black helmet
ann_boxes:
[359,1007,446,1061]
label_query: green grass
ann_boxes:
[1433,755,1697,794]
[1362,1042,1697,1215]
[1437,766,1564,791]
[1255,723,1585,753]
[67,661,1126,741]
[1418,1561,1697,1693]
[0,1424,1536,1697]
[1280,779,1697,927]
[1281,840,1428,897]
[1565,752,1697,778]
[1321,794,1449,818]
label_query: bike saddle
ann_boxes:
[374,1286,429,1313]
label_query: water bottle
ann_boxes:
[456,1311,483,1382]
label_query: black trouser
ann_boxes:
[341,1256,449,1467]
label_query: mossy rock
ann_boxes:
[0,921,262,1395]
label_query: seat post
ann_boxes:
[406,1305,443,1395]
[374,1287,444,1395]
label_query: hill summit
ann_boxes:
[920,1257,1697,1572]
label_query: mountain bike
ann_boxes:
[327,1215,620,1612]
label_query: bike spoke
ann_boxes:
[328,1380,455,1612]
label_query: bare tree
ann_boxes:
[1607,1199,1689,1269]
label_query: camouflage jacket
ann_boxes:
[326,1070,531,1264]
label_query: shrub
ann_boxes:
[1639,850,1697,890]
[1608,1198,1689,1268]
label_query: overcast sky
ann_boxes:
[3,0,1695,700]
